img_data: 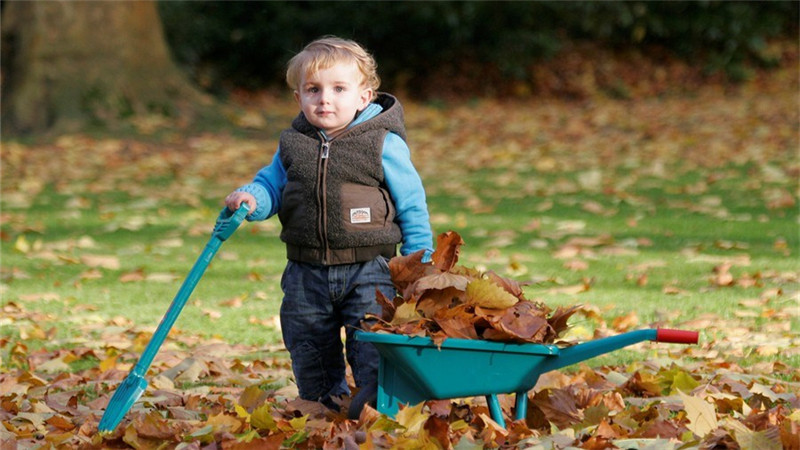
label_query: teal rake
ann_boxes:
[98,205,249,433]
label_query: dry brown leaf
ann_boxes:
[433,304,480,340]
[432,231,464,272]
[413,271,470,293]
[388,249,432,293]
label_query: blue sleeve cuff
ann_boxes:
[236,183,270,221]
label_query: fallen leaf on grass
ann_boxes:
[679,390,718,438]
[80,255,120,270]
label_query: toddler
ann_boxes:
[225,36,433,411]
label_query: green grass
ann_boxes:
[4,159,796,371]
[2,98,798,374]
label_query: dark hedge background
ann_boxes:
[158,1,798,98]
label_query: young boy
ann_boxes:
[224,36,433,411]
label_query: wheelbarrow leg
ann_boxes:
[514,391,528,421]
[485,395,506,428]
[485,392,527,428]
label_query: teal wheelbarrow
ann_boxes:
[98,205,249,433]
[355,328,698,427]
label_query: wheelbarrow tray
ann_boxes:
[356,328,697,421]
[361,332,559,400]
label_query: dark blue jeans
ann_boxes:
[279,256,394,408]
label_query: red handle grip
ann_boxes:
[656,329,699,344]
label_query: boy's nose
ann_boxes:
[319,89,332,104]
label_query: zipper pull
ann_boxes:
[321,142,330,159]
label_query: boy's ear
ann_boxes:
[293,90,301,104]
[358,88,374,111]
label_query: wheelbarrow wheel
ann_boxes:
[348,381,377,420]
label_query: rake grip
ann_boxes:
[655,329,698,344]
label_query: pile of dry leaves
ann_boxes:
[365,231,580,345]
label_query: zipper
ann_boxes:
[317,138,330,263]
[315,127,357,264]
[321,141,330,159]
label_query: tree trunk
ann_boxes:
[1,0,208,135]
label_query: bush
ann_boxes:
[158,1,797,97]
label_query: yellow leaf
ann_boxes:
[62,352,80,364]
[450,419,469,431]
[236,429,261,444]
[391,301,422,325]
[390,437,440,450]
[99,355,118,372]
[395,402,428,436]
[234,404,250,421]
[368,415,402,433]
[15,235,30,254]
[251,403,277,432]
[289,415,307,431]
[669,369,700,395]
[466,278,519,309]
[678,390,718,438]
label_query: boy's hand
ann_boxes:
[225,192,257,214]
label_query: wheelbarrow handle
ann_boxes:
[656,328,699,344]
[537,328,698,374]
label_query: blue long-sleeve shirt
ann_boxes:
[237,103,434,257]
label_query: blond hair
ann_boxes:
[286,36,380,98]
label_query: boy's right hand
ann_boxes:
[225,191,257,214]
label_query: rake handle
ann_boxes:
[131,205,249,376]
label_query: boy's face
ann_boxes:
[294,62,373,139]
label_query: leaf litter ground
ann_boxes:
[2,56,799,447]
[2,295,798,449]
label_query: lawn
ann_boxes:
[3,78,796,364]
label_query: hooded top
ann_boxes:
[277,93,404,264]
[235,92,434,265]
